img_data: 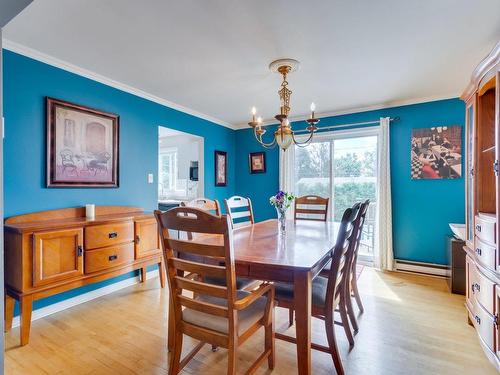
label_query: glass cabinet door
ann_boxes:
[465,98,476,246]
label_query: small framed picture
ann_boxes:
[215,150,227,186]
[249,152,266,174]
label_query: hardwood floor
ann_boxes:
[5,268,496,374]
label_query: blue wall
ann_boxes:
[3,50,236,312]
[3,50,236,218]
[235,99,465,265]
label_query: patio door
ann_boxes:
[292,128,378,262]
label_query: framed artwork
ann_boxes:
[249,152,266,174]
[46,97,119,187]
[215,150,227,186]
[411,125,462,179]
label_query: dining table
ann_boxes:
[167,218,339,375]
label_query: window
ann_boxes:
[289,128,378,260]
[159,148,178,196]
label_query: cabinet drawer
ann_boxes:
[474,237,496,271]
[85,221,134,250]
[472,299,496,352]
[472,264,496,314]
[475,213,496,246]
[84,243,134,274]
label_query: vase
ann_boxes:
[276,207,287,234]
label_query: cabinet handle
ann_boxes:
[475,248,482,256]
[77,245,83,257]
[475,224,482,232]
[475,315,481,325]
[475,283,480,292]
[136,235,141,244]
[108,255,118,261]
[471,283,476,293]
[108,232,118,239]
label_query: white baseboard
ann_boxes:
[395,259,448,278]
[11,269,159,328]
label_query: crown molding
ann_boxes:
[2,39,236,130]
[233,93,460,130]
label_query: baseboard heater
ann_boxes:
[395,259,448,277]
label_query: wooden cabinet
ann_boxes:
[134,218,161,259]
[462,42,500,371]
[32,228,84,287]
[4,206,165,346]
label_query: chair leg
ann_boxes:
[265,319,275,369]
[169,330,183,375]
[325,313,344,375]
[288,308,294,327]
[345,289,359,333]
[227,345,237,375]
[339,299,355,347]
[351,277,364,313]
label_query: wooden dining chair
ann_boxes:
[154,207,275,375]
[224,196,254,228]
[181,197,221,216]
[347,200,370,320]
[286,194,330,325]
[294,195,329,221]
[273,204,361,375]
[181,197,257,291]
[320,200,370,334]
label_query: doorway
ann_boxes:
[158,126,204,209]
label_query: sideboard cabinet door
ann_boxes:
[134,219,160,259]
[32,228,84,287]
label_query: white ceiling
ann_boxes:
[3,0,500,129]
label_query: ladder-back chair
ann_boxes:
[274,204,361,375]
[224,196,255,228]
[294,195,329,221]
[155,207,275,375]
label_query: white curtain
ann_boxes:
[374,117,394,270]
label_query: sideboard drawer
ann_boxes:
[475,213,496,246]
[474,237,497,271]
[85,221,134,249]
[472,299,496,352]
[85,243,134,274]
[472,264,496,314]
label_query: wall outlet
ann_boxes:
[148,173,154,184]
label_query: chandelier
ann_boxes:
[248,58,319,151]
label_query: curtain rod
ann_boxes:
[294,116,400,134]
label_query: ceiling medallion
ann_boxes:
[248,58,319,151]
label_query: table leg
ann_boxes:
[294,270,312,375]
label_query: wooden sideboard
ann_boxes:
[3,205,165,346]
[461,42,499,371]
